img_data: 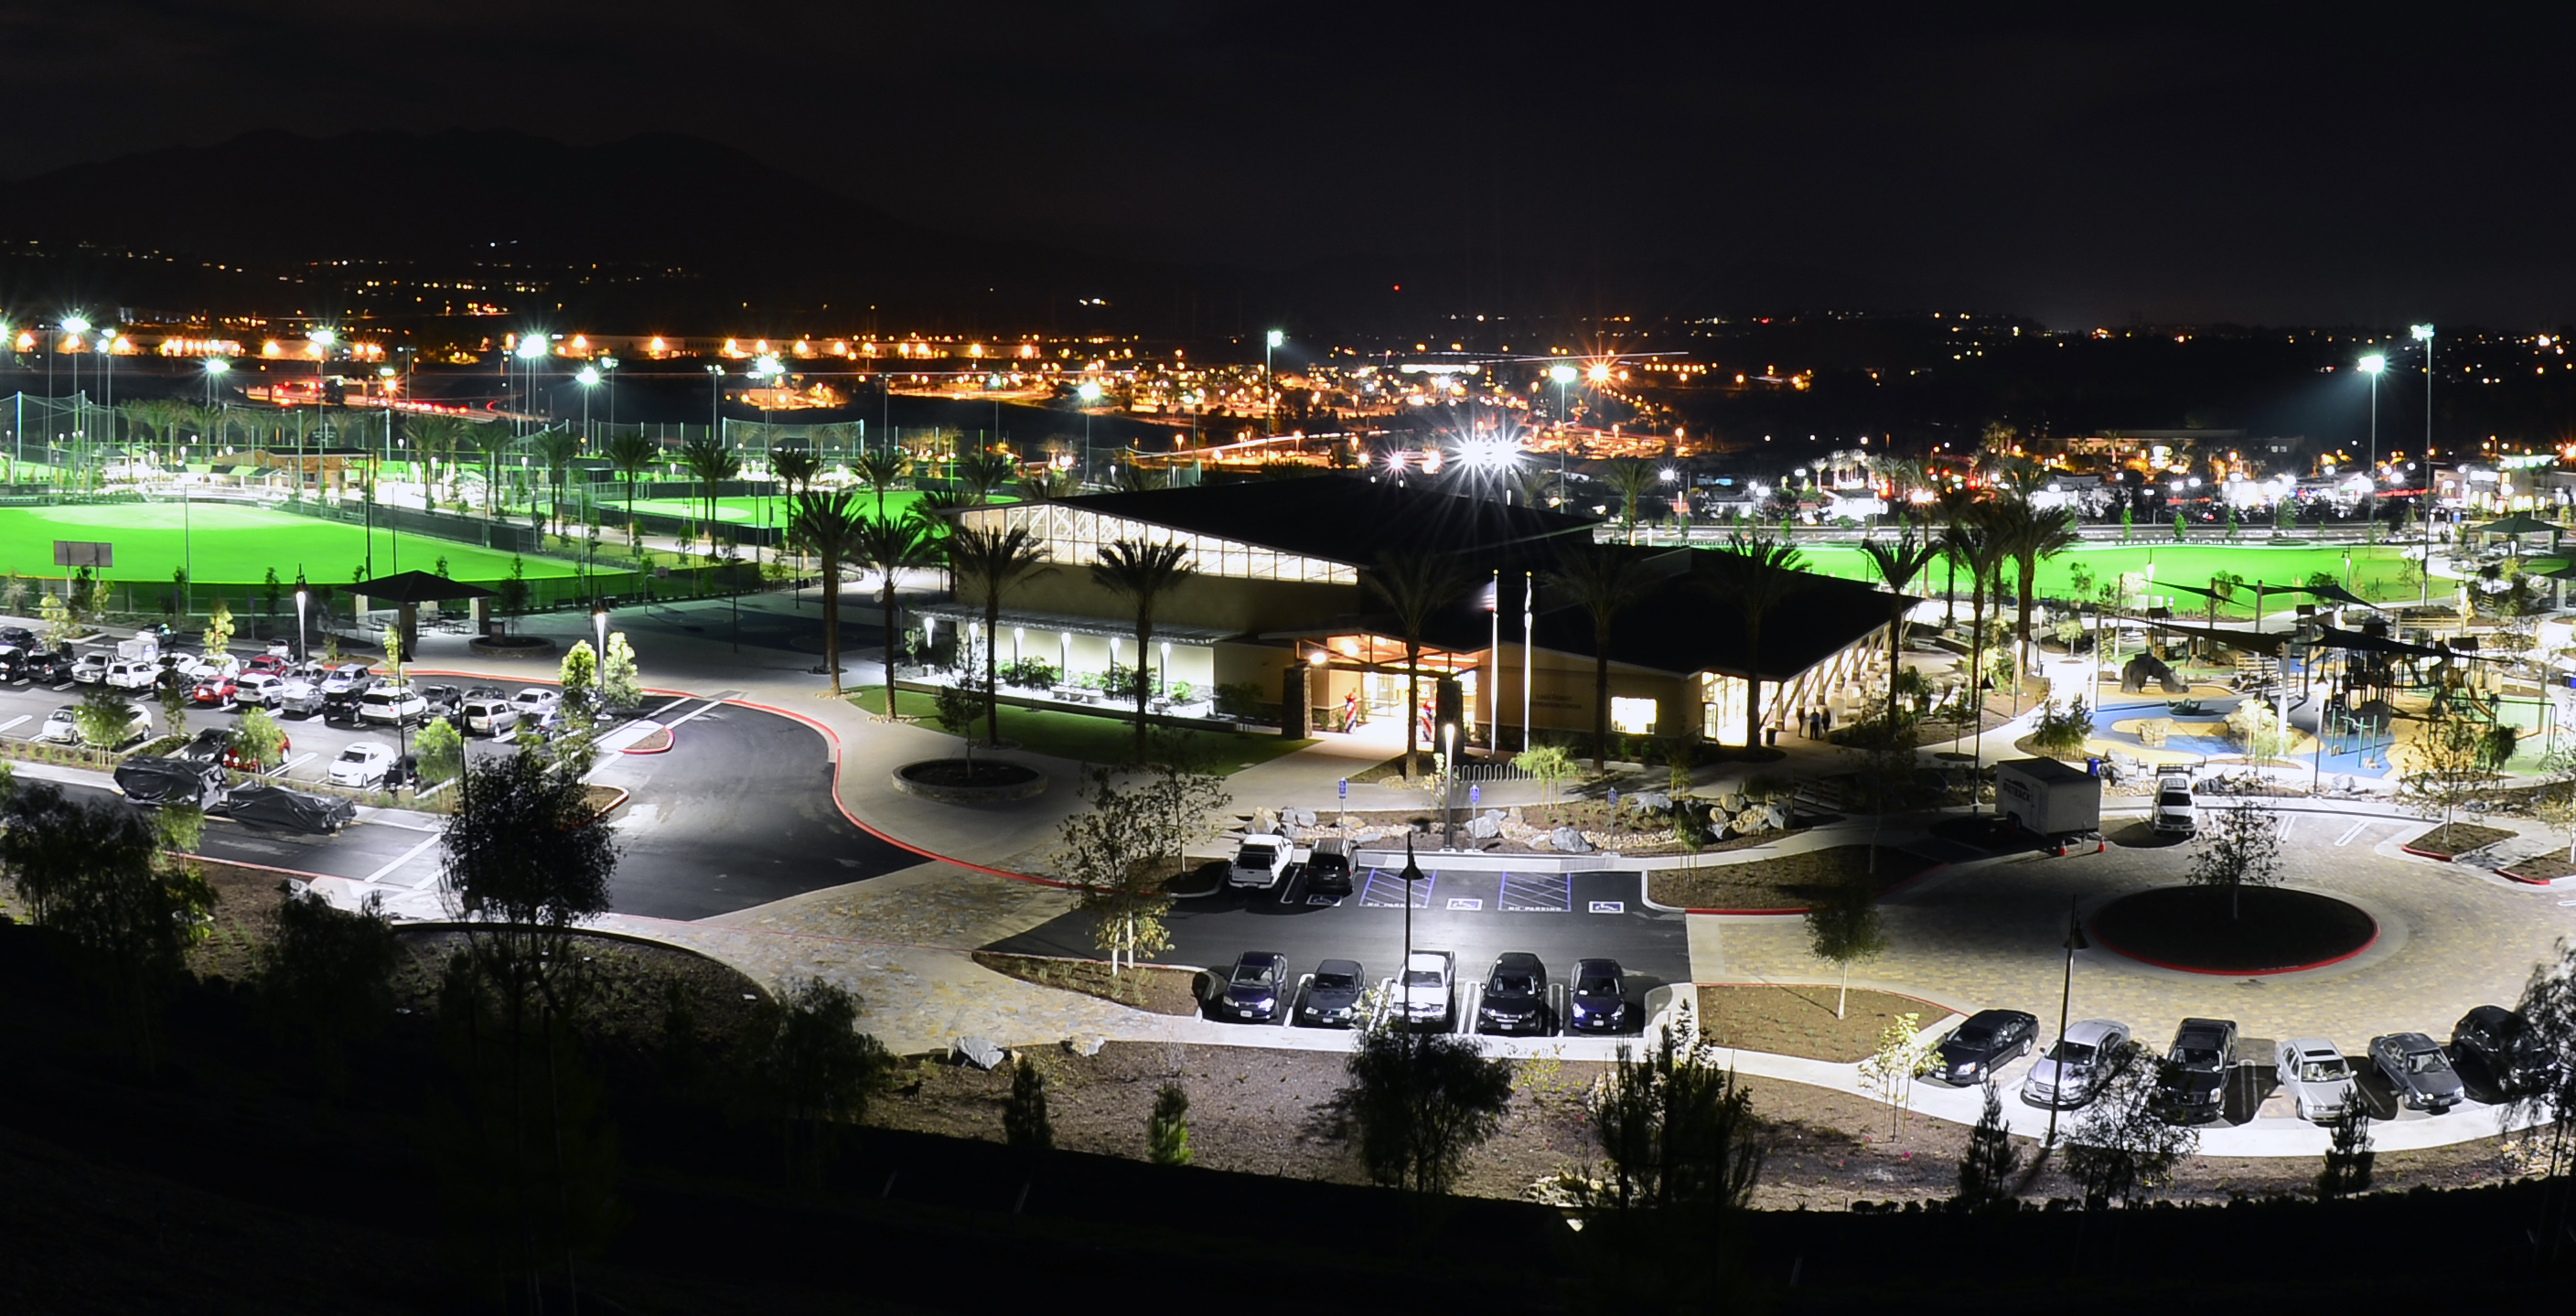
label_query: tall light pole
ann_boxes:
[2045,894,2088,1149]
[576,364,601,446]
[295,587,308,663]
[514,335,545,436]
[2359,352,2386,538]
[202,356,229,408]
[2411,322,2435,474]
[62,316,89,483]
[1078,380,1102,482]
[1264,329,1284,435]
[307,328,335,501]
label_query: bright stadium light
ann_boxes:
[1548,364,1578,384]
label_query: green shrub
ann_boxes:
[2029,699,2091,756]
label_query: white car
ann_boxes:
[2022,1019,2132,1109]
[232,671,285,709]
[40,701,150,746]
[1396,950,1455,1028]
[182,653,241,683]
[1228,834,1293,888]
[461,697,520,737]
[2151,773,2196,836]
[359,683,429,727]
[327,741,397,787]
[510,687,563,717]
[105,659,159,691]
[70,653,110,684]
[2275,1037,2357,1122]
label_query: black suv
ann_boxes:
[17,648,74,685]
[2453,1006,2560,1095]
[322,688,368,726]
[2152,1017,2239,1123]
[1475,952,1551,1035]
[1304,842,1354,898]
[1937,1009,2040,1086]
[417,684,464,725]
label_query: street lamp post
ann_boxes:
[1400,835,1421,1028]
[1077,380,1102,482]
[1264,329,1284,435]
[577,365,600,446]
[2358,352,2386,538]
[1441,721,1458,851]
[514,335,546,436]
[295,587,308,664]
[2411,324,2435,503]
[63,316,90,486]
[203,356,230,408]
[2045,895,2088,1149]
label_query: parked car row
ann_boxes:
[1229,835,1356,897]
[1217,948,1634,1036]
[2001,1007,2560,1122]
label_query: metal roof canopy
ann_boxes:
[347,570,496,603]
[908,602,1237,647]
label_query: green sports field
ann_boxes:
[1789,540,2435,604]
[0,504,577,589]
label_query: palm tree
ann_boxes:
[786,491,864,696]
[456,420,516,515]
[953,450,1016,503]
[1362,549,1476,779]
[1928,485,1981,627]
[1018,466,1079,500]
[602,432,660,529]
[1599,458,1660,542]
[1103,460,1168,494]
[851,513,939,716]
[118,400,188,470]
[1544,544,1657,771]
[1988,497,2081,679]
[1698,531,1814,754]
[1088,539,1196,765]
[771,447,821,502]
[1943,512,2011,744]
[1857,530,1942,727]
[947,523,1054,745]
[677,436,740,551]
[532,427,584,535]
[853,447,909,521]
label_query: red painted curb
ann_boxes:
[719,695,1068,890]
[2086,915,2381,977]
[2399,844,2457,862]
[621,727,675,754]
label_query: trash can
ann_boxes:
[1765,728,1779,747]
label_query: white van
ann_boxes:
[106,659,159,691]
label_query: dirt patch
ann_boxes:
[184,859,300,984]
[971,952,1203,1016]
[1698,985,1956,1062]
[1648,846,1932,911]
[390,927,772,1054]
[2404,822,2517,860]
[623,725,673,753]
[869,1039,1604,1199]
[2500,851,2576,883]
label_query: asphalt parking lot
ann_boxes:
[989,861,1691,1036]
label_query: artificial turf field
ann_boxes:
[1790,540,2434,605]
[0,504,576,589]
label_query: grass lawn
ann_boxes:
[1790,540,2426,605]
[852,685,1315,771]
[605,490,1010,528]
[0,503,575,589]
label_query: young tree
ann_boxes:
[1004,1055,1054,1151]
[2064,1041,2198,1209]
[933,683,981,765]
[1364,549,1476,778]
[755,978,896,1184]
[202,596,234,656]
[381,623,404,684]
[2223,699,2294,765]
[1053,768,1187,972]
[259,891,399,1084]
[1148,1083,1193,1166]
[157,675,189,739]
[1804,870,1886,1018]
[557,639,599,722]
[1858,1011,1939,1139]
[599,633,642,713]
[1512,744,1576,813]
[1955,1082,2023,1209]
[38,589,75,650]
[74,682,136,749]
[2403,699,2492,830]
[2504,938,2576,1263]
[1589,1024,1767,1214]
[2186,798,2283,920]
[413,716,465,786]
[2317,1109,2375,1201]
[231,706,286,771]
[1332,1015,1515,1194]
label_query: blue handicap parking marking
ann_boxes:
[1589,900,1626,915]
[1445,898,1485,911]
[1358,867,1433,908]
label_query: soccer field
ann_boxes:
[0,504,577,590]
[1789,540,2437,604]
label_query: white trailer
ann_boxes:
[1993,756,2101,840]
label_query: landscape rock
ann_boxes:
[1551,825,1594,854]
[1627,791,1672,815]
[1249,807,1280,835]
[1286,807,1317,828]
[1064,1034,1105,1057]
[1467,813,1502,840]
[953,1036,1005,1070]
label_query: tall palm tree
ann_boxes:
[602,432,660,529]
[532,427,584,535]
[947,523,1054,745]
[1545,543,1657,770]
[1599,458,1660,543]
[787,491,864,697]
[1362,549,1476,778]
[853,447,909,521]
[118,400,188,469]
[771,447,821,502]
[1943,512,2011,743]
[851,513,939,716]
[456,420,515,515]
[1089,539,1196,765]
[1857,530,1942,726]
[1018,466,1079,500]
[953,450,1016,503]
[1988,497,2081,679]
[1698,531,1814,754]
[1103,460,1168,494]
[1928,485,1980,627]
[676,436,740,551]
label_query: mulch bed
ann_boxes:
[1648,845,1933,912]
[899,758,1042,788]
[2498,851,2576,883]
[970,951,1204,1016]
[391,927,772,1052]
[2088,885,2377,974]
[1696,984,1957,1063]
[2403,822,2517,861]
[622,725,673,753]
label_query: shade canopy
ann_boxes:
[347,570,497,604]
[2474,512,2561,537]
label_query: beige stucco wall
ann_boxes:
[968,572,1358,636]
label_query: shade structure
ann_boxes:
[347,570,497,604]
[2474,512,2560,537]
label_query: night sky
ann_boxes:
[6,5,2571,328]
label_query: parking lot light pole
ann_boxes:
[1400,836,1420,1028]
[294,588,307,664]
[1441,721,1458,850]
[2046,895,2088,1149]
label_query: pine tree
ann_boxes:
[1954,1082,2023,1209]
[2317,1109,2374,1200]
[1004,1055,1053,1150]
[1148,1083,1192,1166]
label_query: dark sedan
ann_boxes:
[2453,1006,2560,1095]
[1296,958,1365,1028]
[1567,958,1628,1034]
[2369,1032,2464,1113]
[1219,952,1289,1022]
[1476,952,1551,1035]
[1936,1009,2040,1086]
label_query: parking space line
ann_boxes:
[663,697,731,730]
[1500,871,1572,912]
[1289,972,1312,1028]
[362,832,445,884]
[2276,814,2296,840]
[2334,820,2371,847]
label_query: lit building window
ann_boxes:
[1611,698,1658,735]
